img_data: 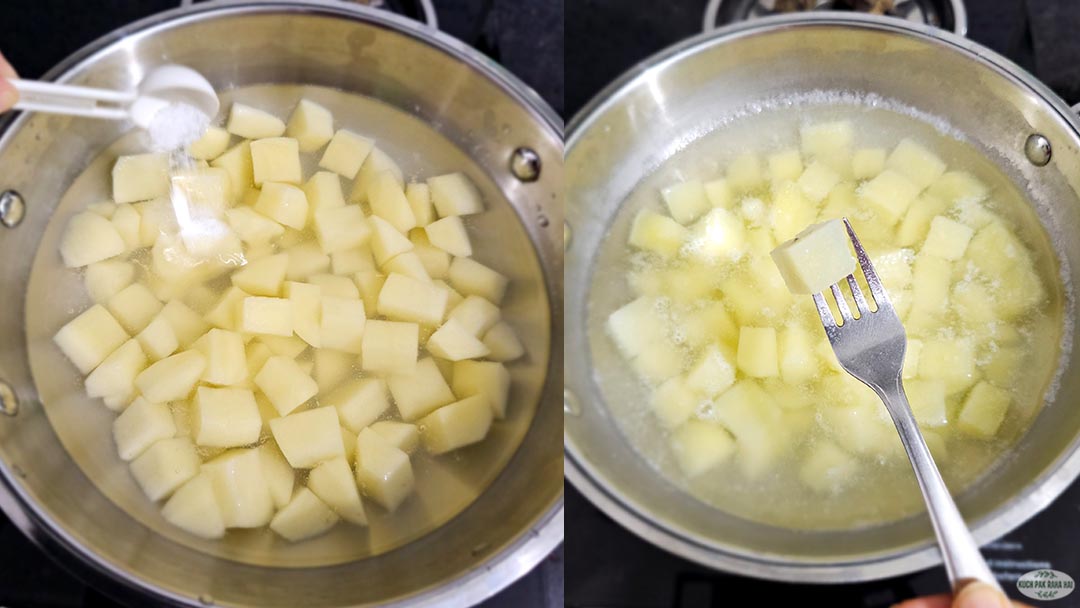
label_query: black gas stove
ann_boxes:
[0,1,562,606]
[565,1,1080,606]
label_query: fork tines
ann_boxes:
[812,218,894,327]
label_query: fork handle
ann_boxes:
[878,380,1003,595]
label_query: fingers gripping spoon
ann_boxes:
[811,219,1002,594]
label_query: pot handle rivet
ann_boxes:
[0,381,18,416]
[564,389,581,416]
[510,147,541,182]
[1025,134,1052,167]
[0,190,24,228]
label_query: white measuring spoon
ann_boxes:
[9,64,219,128]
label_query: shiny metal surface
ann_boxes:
[510,147,542,182]
[1025,133,1052,167]
[566,13,1080,582]
[0,1,563,606]
[0,190,24,228]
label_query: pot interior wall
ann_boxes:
[566,17,1080,579]
[0,3,562,606]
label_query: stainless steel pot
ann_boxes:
[565,13,1080,582]
[0,1,563,606]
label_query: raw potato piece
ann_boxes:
[726,153,763,192]
[285,100,334,152]
[192,386,261,448]
[60,212,126,268]
[377,273,448,326]
[886,139,947,189]
[428,319,490,361]
[136,316,179,361]
[112,397,175,461]
[388,358,456,421]
[307,457,368,525]
[160,300,209,348]
[958,381,1010,438]
[370,421,419,453]
[203,448,275,528]
[448,257,508,304]
[271,406,344,468]
[284,281,321,348]
[161,474,226,539]
[286,242,331,280]
[325,378,390,433]
[320,129,374,179]
[350,147,404,203]
[355,428,414,511]
[271,488,340,541]
[852,148,886,180]
[135,350,207,403]
[304,171,346,216]
[188,127,230,160]
[661,181,710,225]
[922,216,974,261]
[369,216,413,265]
[194,328,247,386]
[314,349,353,392]
[369,172,417,233]
[670,420,735,477]
[429,172,484,217]
[383,252,430,282]
[905,379,947,427]
[770,219,856,295]
[211,142,254,201]
[799,441,858,493]
[797,161,841,203]
[320,297,366,354]
[241,297,293,337]
[85,339,146,407]
[425,216,473,258]
[205,287,249,331]
[259,442,295,509]
[309,274,359,299]
[314,205,371,254]
[112,153,170,204]
[361,320,419,374]
[130,437,200,501]
[85,260,136,303]
[737,327,778,378]
[448,296,500,336]
[255,183,309,230]
[406,183,435,227]
[54,305,129,374]
[255,355,318,415]
[859,169,921,224]
[419,395,494,454]
[355,272,387,312]
[686,208,746,261]
[231,253,287,296]
[452,360,511,418]
[110,204,142,252]
[684,344,736,397]
[628,209,688,258]
[227,103,286,139]
[483,321,526,362]
[768,150,803,183]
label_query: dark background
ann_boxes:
[0,0,562,607]
[565,1,1080,607]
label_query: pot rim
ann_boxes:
[0,1,563,606]
[565,11,1080,583]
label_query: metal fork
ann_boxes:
[813,218,1002,595]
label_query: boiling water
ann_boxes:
[24,84,550,567]
[588,99,1067,530]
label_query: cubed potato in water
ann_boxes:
[112,397,175,461]
[323,377,389,434]
[851,148,886,180]
[650,376,700,429]
[205,286,249,331]
[447,295,500,337]
[726,153,763,192]
[130,436,200,501]
[387,357,455,421]
[676,302,738,350]
[369,216,413,265]
[210,142,254,202]
[377,273,448,326]
[886,138,946,189]
[910,254,952,317]
[270,406,344,468]
[160,300,209,348]
[904,378,947,427]
[684,344,736,397]
[737,327,778,378]
[628,209,688,258]
[927,171,988,205]
[308,457,367,525]
[448,257,508,305]
[903,339,923,380]
[406,183,435,227]
[382,251,430,282]
[452,360,511,419]
[428,172,484,217]
[331,247,376,276]
[709,381,783,478]
[320,297,365,354]
[958,381,1011,438]
[258,442,295,509]
[61,212,126,268]
[85,260,136,304]
[428,319,490,361]
[192,386,261,448]
[285,243,331,281]
[135,350,206,403]
[270,488,340,541]
[319,129,374,179]
[769,181,817,243]
[136,316,179,362]
[859,169,921,224]
[85,339,146,407]
[767,149,803,183]
[670,420,735,477]
[203,448,275,528]
[303,171,346,220]
[799,441,858,493]
[922,216,974,260]
[419,395,493,454]
[188,127,231,161]
[632,340,684,383]
[309,273,359,299]
[314,205,371,255]
[801,121,854,163]
[918,338,976,393]
[661,181,710,225]
[369,172,417,234]
[822,402,895,457]
[241,296,294,337]
[110,204,141,252]
[255,355,318,415]
[797,161,841,203]
[227,103,285,139]
[355,427,414,511]
[313,348,352,393]
[194,328,247,386]
[779,327,819,385]
[285,99,334,152]
[231,253,287,296]
[685,208,746,261]
[282,281,321,348]
[255,183,308,230]
[770,219,855,294]
[113,153,170,204]
[226,207,285,246]
[250,137,303,185]
[350,147,404,204]
[361,320,418,374]
[425,216,473,258]
[966,221,1031,276]
[161,473,226,539]
[370,421,420,453]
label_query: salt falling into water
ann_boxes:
[147,102,210,152]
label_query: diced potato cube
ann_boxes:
[428,319,490,361]
[170,167,231,215]
[85,260,136,304]
[258,441,295,509]
[161,473,225,539]
[683,344,735,397]
[958,381,1010,438]
[851,148,886,180]
[319,129,374,179]
[225,207,284,246]
[204,286,248,331]
[799,441,858,493]
[85,339,146,407]
[349,147,404,204]
[313,349,353,394]
[279,281,320,348]
[418,395,492,455]
[303,171,346,222]
[313,205,371,255]
[448,295,500,337]
[484,321,525,362]
[192,386,261,447]
[661,181,709,225]
[428,172,484,217]
[928,171,989,205]
[320,297,365,354]
[285,99,334,152]
[765,181,814,243]
[187,126,231,161]
[60,212,125,268]
[669,420,735,477]
[308,273,359,299]
[285,242,331,281]
[365,216,411,267]
[270,406,344,468]
[110,204,141,253]
[632,341,684,383]
[767,149,803,183]
[736,327,778,377]
[410,231,450,279]
[355,427,414,511]
[702,178,733,209]
[159,300,208,348]
[710,381,783,477]
[859,169,921,224]
[451,360,510,419]
[676,302,737,351]
[448,257,508,305]
[135,350,206,403]
[650,376,699,429]
[255,182,308,230]
[112,397,175,461]
[361,320,419,374]
[112,153,169,204]
[778,328,819,385]
[354,271,387,312]
[130,436,200,501]
[270,487,339,541]
[308,457,367,525]
[54,304,129,375]
[607,297,667,359]
[369,172,417,233]
[331,247,375,276]
[797,161,841,203]
[324,377,389,433]
[387,357,455,421]
[424,216,473,259]
[628,209,688,258]
[922,216,974,260]
[377,273,448,327]
[241,296,293,337]
[726,153,763,192]
[406,183,435,227]
[255,355,318,415]
[210,141,254,201]
[918,338,976,393]
[684,207,746,261]
[910,254,952,316]
[903,338,922,379]
[770,219,855,294]
[227,103,285,139]
[886,138,946,189]
[370,421,419,453]
[801,121,854,163]
[203,448,275,527]
[904,378,947,427]
[382,251,429,282]
[136,315,179,362]
[231,253,287,297]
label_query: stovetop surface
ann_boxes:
[565,0,1080,606]
[0,1,562,606]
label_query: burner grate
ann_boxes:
[704,0,967,35]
